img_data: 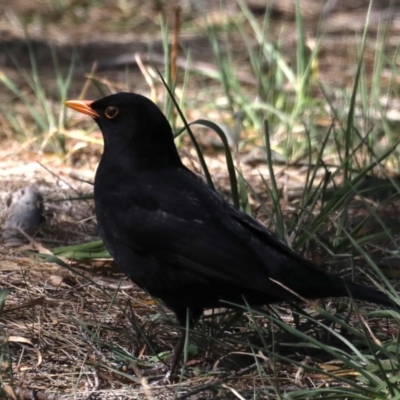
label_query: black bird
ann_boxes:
[65,92,395,376]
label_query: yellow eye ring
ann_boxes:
[105,106,119,119]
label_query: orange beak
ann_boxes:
[64,100,100,118]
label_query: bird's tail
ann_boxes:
[346,280,396,308]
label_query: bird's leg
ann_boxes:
[162,331,185,383]
[162,307,202,383]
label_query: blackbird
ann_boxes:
[65,92,395,376]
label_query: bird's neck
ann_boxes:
[101,139,183,172]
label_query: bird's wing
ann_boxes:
[100,167,315,299]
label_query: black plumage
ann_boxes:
[65,92,394,375]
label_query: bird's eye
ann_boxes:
[105,106,119,119]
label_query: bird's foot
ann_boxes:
[147,370,176,386]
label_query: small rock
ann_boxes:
[2,187,44,246]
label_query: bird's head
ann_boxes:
[65,92,181,169]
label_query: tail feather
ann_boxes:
[346,280,395,308]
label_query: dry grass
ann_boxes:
[1,250,398,399]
